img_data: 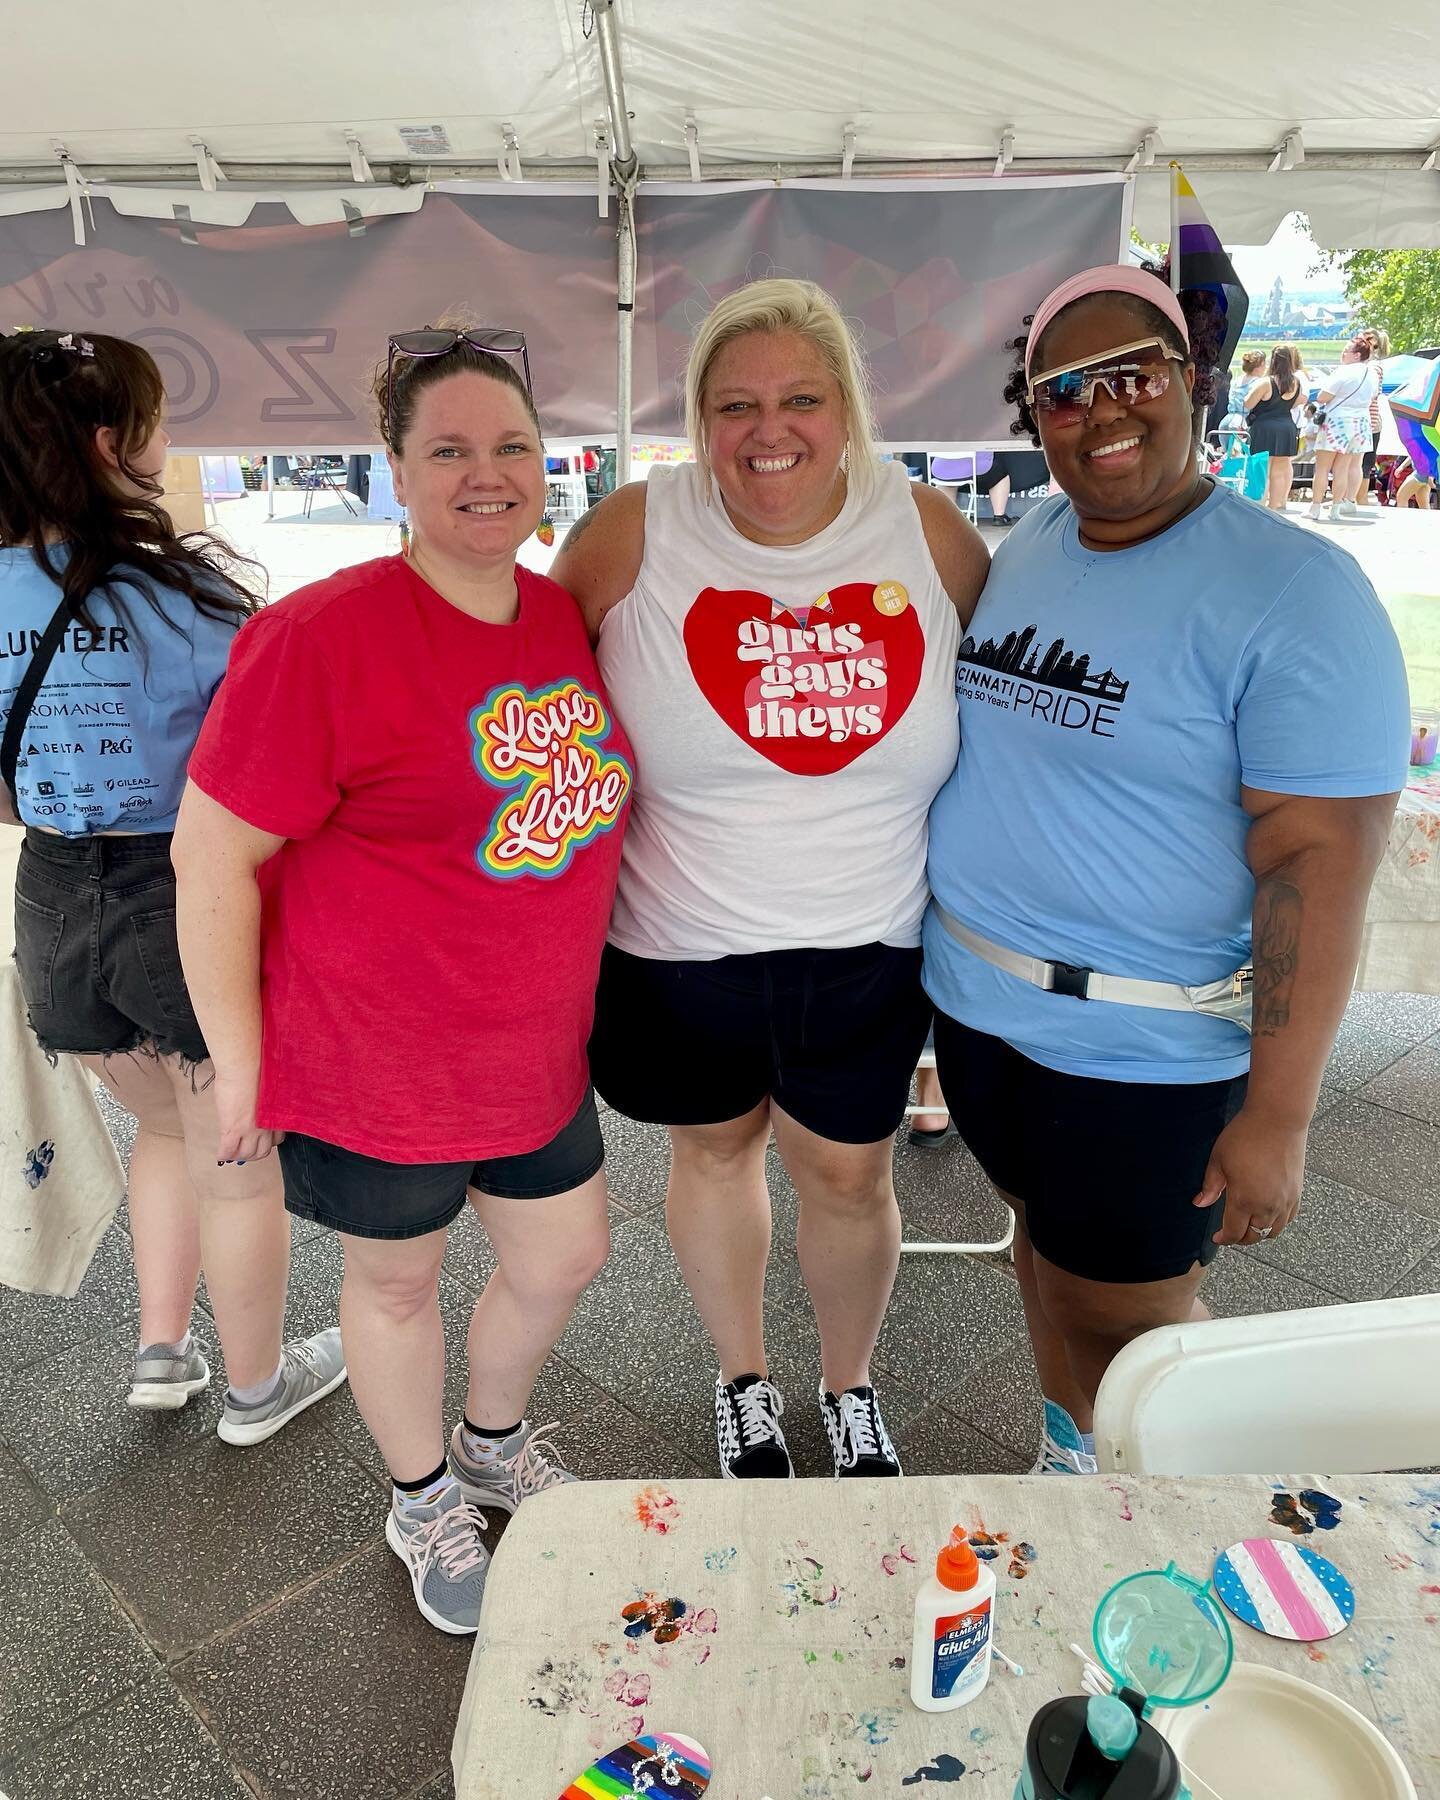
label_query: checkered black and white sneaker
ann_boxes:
[819,1383,902,1478]
[713,1373,794,1480]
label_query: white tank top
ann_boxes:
[597,460,962,959]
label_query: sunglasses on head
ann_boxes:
[385,328,532,441]
[1027,337,1186,428]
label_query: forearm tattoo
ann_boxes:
[1252,876,1303,1035]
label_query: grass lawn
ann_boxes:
[1384,593,1440,713]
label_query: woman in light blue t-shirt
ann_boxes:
[1,329,343,1438]
[922,265,1408,1478]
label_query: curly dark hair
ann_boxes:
[1002,261,1225,446]
[0,329,260,639]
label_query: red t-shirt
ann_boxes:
[188,557,632,1162]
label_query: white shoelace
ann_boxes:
[1031,1430,1098,1476]
[509,1422,570,1499]
[405,1500,488,1580]
[833,1391,882,1467]
[719,1380,783,1463]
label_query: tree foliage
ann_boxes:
[1327,248,1440,350]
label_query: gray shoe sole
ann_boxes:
[127,1366,211,1411]
[384,1511,481,1635]
[216,1361,348,1447]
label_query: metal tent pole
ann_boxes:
[266,453,275,520]
[592,0,639,477]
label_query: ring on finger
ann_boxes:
[1250,1224,1274,1240]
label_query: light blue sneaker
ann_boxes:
[1030,1399,1098,1475]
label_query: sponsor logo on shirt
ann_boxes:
[469,680,631,880]
[957,626,1129,740]
[683,583,924,776]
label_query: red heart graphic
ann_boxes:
[682,582,924,776]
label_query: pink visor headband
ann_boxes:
[1024,265,1190,379]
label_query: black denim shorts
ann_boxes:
[276,1088,606,1240]
[13,828,208,1063]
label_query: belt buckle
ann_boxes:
[1049,961,1093,1001]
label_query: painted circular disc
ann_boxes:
[1212,1539,1355,1642]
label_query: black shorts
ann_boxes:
[932,1013,1248,1284]
[277,1089,605,1240]
[13,829,208,1063]
[590,941,931,1144]
[975,450,1050,495]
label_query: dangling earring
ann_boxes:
[535,511,556,547]
[399,519,411,558]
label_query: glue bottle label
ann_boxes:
[931,1599,992,1699]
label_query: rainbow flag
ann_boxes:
[1168,165,1249,373]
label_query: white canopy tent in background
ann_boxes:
[2,0,1438,456]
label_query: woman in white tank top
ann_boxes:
[555,279,988,1482]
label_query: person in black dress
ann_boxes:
[1244,346,1302,511]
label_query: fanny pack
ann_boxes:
[932,904,1253,1034]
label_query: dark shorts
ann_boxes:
[277,1088,605,1240]
[590,941,932,1145]
[1363,429,1382,481]
[13,829,208,1063]
[932,1012,1248,1285]
[975,450,1050,495]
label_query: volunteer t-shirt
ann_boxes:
[0,546,237,833]
[923,486,1409,1084]
[188,557,633,1161]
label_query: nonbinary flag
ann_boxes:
[1169,164,1250,373]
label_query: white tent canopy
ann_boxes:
[2,0,1439,247]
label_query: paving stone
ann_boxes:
[891,1402,1025,1477]
[0,1321,225,1502]
[1247,1170,1440,1300]
[1314,1014,1413,1116]
[541,1400,703,1484]
[949,1336,1046,1462]
[0,1518,155,1756]
[1337,991,1440,1043]
[0,1220,140,1375]
[403,1773,455,1800]
[595,1107,672,1215]
[0,1442,52,1539]
[1358,1037,1440,1127]
[64,1410,378,1659]
[0,1668,246,1800]
[1385,1246,1440,1298]
[1306,1099,1440,1217]
[892,1137,1013,1252]
[1199,1248,1342,1319]
[175,1540,471,1800]
[873,1249,1028,1407]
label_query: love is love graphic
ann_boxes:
[683,582,923,775]
[470,679,631,879]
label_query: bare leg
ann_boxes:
[1033,1248,1209,1410]
[666,1105,774,1381]
[771,1104,899,1394]
[339,1229,448,1481]
[911,1063,949,1132]
[987,474,1012,520]
[463,1172,609,1427]
[999,1187,1094,1430]
[1268,456,1294,510]
[1309,449,1336,513]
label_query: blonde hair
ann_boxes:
[1241,349,1266,374]
[683,278,880,501]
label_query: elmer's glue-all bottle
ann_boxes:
[910,1527,995,1712]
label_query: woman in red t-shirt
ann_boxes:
[172,331,632,1636]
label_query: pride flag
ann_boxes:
[1169,165,1249,373]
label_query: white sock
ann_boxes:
[145,1331,192,1359]
[227,1359,284,1408]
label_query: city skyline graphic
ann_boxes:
[958,626,1130,703]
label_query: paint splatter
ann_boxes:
[1270,1489,1342,1536]
[1306,1646,1328,1663]
[1104,1483,1134,1523]
[1387,1552,1417,1572]
[902,1754,967,1784]
[540,1549,557,1561]
[22,1141,55,1190]
[602,1670,651,1710]
[969,1726,992,1745]
[880,1543,919,1576]
[704,1546,737,1573]
[1421,1584,1440,1594]
[778,1550,844,1616]
[855,1710,899,1746]
[1007,1542,1039,1580]
[890,1655,907,1669]
[621,1594,688,1644]
[525,1656,596,1717]
[633,1484,680,1534]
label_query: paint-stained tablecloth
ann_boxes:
[1,824,124,1296]
[453,1473,1439,1799]
[1359,785,1440,995]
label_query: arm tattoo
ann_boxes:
[556,501,603,557]
[1252,876,1303,1035]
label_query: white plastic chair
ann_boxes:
[1093,1294,1440,1475]
[900,1047,1015,1258]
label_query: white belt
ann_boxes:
[932,905,1253,1033]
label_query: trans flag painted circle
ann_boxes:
[1213,1539,1355,1643]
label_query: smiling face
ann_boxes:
[702,329,850,546]
[391,370,545,565]
[1033,295,1198,541]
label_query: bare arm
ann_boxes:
[1243,379,1271,414]
[1194,788,1398,1244]
[549,481,649,643]
[172,779,286,1163]
[909,484,991,628]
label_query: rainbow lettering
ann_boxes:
[469,679,631,880]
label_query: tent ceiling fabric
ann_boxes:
[2,0,1438,245]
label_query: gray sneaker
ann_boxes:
[127,1341,211,1411]
[385,1482,491,1634]
[217,1328,348,1447]
[448,1419,576,1515]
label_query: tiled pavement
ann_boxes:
[1,993,1438,1798]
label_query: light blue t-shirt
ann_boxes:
[1,546,239,834]
[923,485,1410,1083]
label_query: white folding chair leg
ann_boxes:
[900,1050,1015,1255]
